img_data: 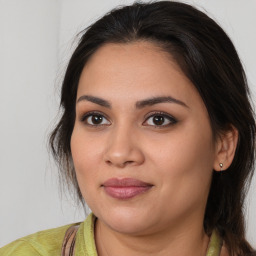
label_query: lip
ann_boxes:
[102,178,153,200]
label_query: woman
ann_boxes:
[1,1,255,255]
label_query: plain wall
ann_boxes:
[0,0,255,247]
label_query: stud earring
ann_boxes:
[219,163,223,171]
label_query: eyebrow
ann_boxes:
[76,95,189,109]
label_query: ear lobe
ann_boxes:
[213,126,239,172]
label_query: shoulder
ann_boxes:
[0,223,80,256]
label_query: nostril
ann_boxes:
[124,161,134,165]
[106,160,112,165]
[105,160,135,167]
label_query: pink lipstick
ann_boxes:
[102,178,153,199]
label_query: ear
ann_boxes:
[213,125,239,172]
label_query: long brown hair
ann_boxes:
[50,1,256,255]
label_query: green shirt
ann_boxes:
[0,213,222,255]
[0,214,97,256]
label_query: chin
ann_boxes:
[96,207,155,235]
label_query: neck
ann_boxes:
[95,218,210,256]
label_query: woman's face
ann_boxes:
[71,41,219,235]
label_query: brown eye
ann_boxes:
[152,116,165,125]
[144,112,177,127]
[82,113,111,126]
[90,115,103,124]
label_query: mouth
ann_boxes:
[102,178,153,200]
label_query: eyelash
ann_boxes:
[80,111,177,128]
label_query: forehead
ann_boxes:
[77,41,202,109]
[81,41,182,83]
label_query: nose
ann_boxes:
[103,125,145,168]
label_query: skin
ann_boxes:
[71,41,237,256]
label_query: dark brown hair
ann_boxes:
[50,1,256,255]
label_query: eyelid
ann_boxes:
[80,111,111,126]
[79,110,177,128]
[143,111,177,127]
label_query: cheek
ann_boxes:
[172,132,214,173]
[147,124,215,172]
[146,122,215,202]
[71,130,104,212]
[70,126,101,191]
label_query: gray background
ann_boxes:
[0,0,255,247]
